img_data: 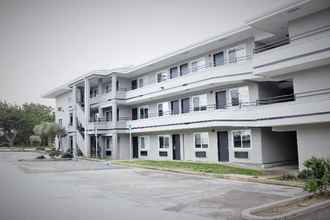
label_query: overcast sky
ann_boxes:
[0,0,299,107]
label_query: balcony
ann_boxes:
[89,88,128,105]
[253,34,330,76]
[87,117,129,132]
[128,92,330,133]
[126,56,255,105]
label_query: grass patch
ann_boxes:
[114,160,262,176]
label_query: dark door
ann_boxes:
[217,131,229,162]
[132,108,138,120]
[181,98,190,113]
[216,91,226,109]
[131,80,137,90]
[171,100,179,115]
[172,134,181,160]
[132,136,139,158]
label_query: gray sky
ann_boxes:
[0,0,299,107]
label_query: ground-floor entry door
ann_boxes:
[132,136,139,158]
[172,134,181,160]
[217,131,229,162]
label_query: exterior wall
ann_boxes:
[261,128,298,165]
[289,8,330,42]
[297,123,330,169]
[296,123,330,170]
[291,65,330,102]
[134,127,263,165]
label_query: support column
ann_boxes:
[72,85,77,158]
[112,133,118,160]
[84,78,90,157]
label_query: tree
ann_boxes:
[0,102,25,147]
[33,122,66,146]
[0,101,54,147]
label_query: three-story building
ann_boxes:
[43,0,330,170]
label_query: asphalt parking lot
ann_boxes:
[0,152,304,220]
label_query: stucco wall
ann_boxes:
[296,123,330,170]
[289,8,330,42]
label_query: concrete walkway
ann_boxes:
[0,152,305,220]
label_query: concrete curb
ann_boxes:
[241,193,330,220]
[112,162,303,188]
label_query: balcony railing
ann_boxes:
[129,55,253,91]
[254,38,290,54]
[131,93,295,120]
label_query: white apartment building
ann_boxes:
[43,0,330,170]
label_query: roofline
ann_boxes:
[126,25,251,74]
[246,0,310,25]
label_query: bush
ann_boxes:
[36,146,45,151]
[61,152,73,159]
[300,157,330,194]
[29,135,41,147]
[48,149,61,158]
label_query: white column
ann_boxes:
[72,85,78,159]
[112,133,118,160]
[84,78,90,157]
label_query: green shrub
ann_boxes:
[300,157,330,194]
[48,149,61,158]
[35,146,45,151]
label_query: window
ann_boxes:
[139,107,149,119]
[131,80,137,90]
[158,102,169,116]
[180,63,189,76]
[192,94,207,111]
[132,108,138,120]
[90,87,98,98]
[227,46,246,64]
[229,86,249,107]
[69,113,73,126]
[194,133,208,148]
[159,135,170,149]
[213,51,224,66]
[181,98,190,113]
[232,130,251,149]
[191,58,206,72]
[171,100,179,115]
[105,110,112,121]
[232,130,251,160]
[170,66,178,79]
[139,136,149,157]
[230,89,240,106]
[157,72,168,83]
[138,78,144,88]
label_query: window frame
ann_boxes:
[226,44,247,64]
[139,106,149,119]
[190,57,206,72]
[191,94,207,111]
[158,135,170,150]
[231,129,252,150]
[193,132,209,149]
[228,86,250,107]
[138,78,144,88]
[156,71,169,83]
[139,136,149,151]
